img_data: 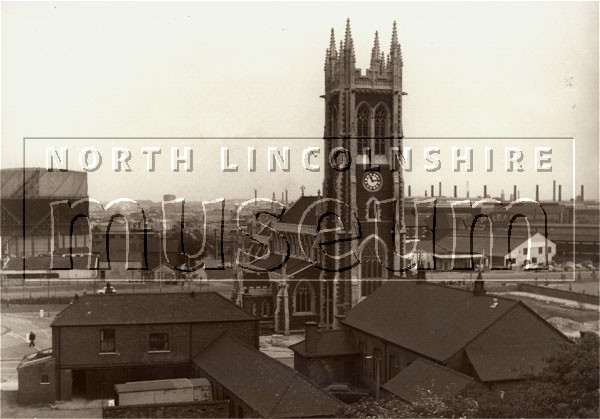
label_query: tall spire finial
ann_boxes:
[329,28,337,59]
[370,31,381,70]
[390,21,399,54]
[344,18,353,49]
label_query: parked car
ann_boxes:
[96,286,116,294]
[562,261,576,271]
[523,263,540,271]
[323,383,370,404]
[580,261,594,270]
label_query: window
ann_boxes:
[538,247,543,254]
[251,303,257,316]
[357,105,370,138]
[374,106,387,139]
[261,300,271,317]
[40,374,50,385]
[523,248,528,255]
[548,246,551,254]
[149,333,169,352]
[532,257,537,263]
[294,282,313,313]
[361,240,383,297]
[100,329,115,353]
[359,342,367,370]
[375,138,385,156]
[357,138,369,156]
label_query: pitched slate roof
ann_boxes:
[279,196,320,226]
[193,333,342,418]
[466,343,559,382]
[290,329,358,358]
[51,292,256,327]
[342,282,518,361]
[382,358,478,402]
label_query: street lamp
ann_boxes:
[365,355,380,401]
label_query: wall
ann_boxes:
[350,329,422,389]
[56,320,258,368]
[17,358,56,405]
[102,400,230,418]
[78,364,195,400]
[57,324,191,368]
[294,354,358,387]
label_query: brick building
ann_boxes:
[49,292,258,400]
[291,281,570,398]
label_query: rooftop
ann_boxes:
[382,358,478,403]
[290,329,358,358]
[342,282,519,362]
[51,292,256,327]
[193,333,342,418]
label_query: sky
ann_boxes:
[2,1,598,202]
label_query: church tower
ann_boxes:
[320,20,406,328]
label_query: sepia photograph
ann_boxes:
[1,1,599,418]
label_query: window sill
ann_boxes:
[147,350,171,354]
[98,352,118,355]
[40,382,50,385]
[292,312,315,316]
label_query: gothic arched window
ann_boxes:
[357,138,369,156]
[357,105,370,138]
[251,303,257,316]
[375,138,386,156]
[360,240,384,297]
[295,281,313,313]
[374,107,388,155]
[374,106,388,138]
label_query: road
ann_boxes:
[1,311,53,390]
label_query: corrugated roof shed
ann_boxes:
[193,333,342,418]
[51,292,256,327]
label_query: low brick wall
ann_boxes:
[517,283,600,305]
[102,400,230,418]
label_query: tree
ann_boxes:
[470,333,599,418]
[336,387,478,418]
[337,335,599,418]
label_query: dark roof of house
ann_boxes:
[290,329,358,358]
[466,343,560,382]
[193,333,342,418]
[342,282,519,361]
[3,254,98,271]
[279,196,320,226]
[382,358,478,403]
[51,292,256,327]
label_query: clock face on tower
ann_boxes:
[363,171,383,192]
